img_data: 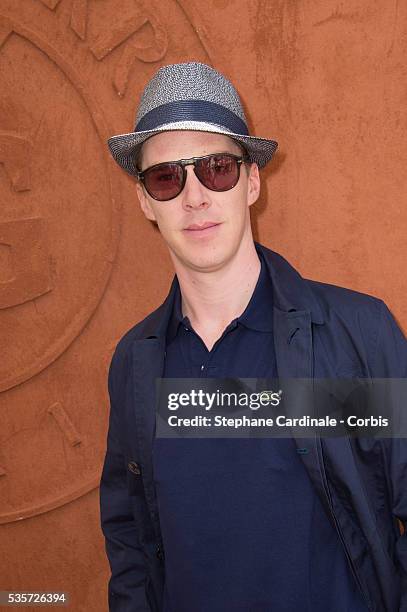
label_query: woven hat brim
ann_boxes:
[107,122,278,177]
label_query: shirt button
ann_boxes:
[201,364,205,370]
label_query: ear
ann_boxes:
[135,181,157,222]
[247,163,260,207]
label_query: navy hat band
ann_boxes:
[135,100,249,136]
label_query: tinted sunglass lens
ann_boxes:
[195,154,239,191]
[144,163,184,201]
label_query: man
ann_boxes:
[100,62,407,611]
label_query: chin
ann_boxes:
[179,246,233,273]
[166,230,239,273]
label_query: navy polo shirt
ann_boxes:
[152,251,369,612]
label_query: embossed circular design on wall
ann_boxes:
[0,3,211,524]
[0,15,119,392]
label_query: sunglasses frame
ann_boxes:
[136,152,249,202]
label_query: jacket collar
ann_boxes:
[137,241,325,341]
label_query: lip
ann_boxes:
[185,221,220,231]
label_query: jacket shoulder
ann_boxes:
[306,278,385,318]
[306,278,385,354]
[305,278,407,376]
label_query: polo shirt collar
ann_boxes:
[166,282,187,344]
[166,251,273,344]
[236,251,273,332]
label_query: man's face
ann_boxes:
[135,131,260,273]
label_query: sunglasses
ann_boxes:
[136,152,249,201]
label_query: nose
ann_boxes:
[181,165,211,212]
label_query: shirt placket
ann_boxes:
[181,319,238,378]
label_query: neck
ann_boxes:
[170,235,261,334]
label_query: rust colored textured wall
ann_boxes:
[0,1,406,610]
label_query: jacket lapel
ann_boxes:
[132,338,166,484]
[273,306,332,517]
[129,276,178,543]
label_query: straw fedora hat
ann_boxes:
[107,62,278,176]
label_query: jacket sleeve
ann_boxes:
[370,301,407,611]
[99,351,151,612]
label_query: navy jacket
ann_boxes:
[100,242,407,612]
